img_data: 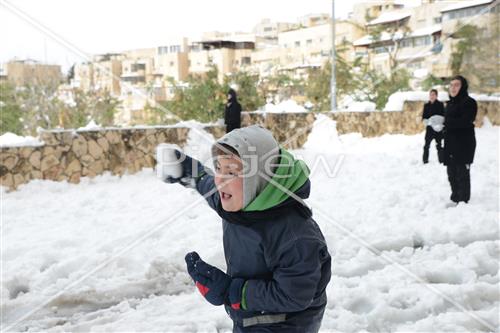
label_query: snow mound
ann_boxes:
[77,120,101,131]
[0,132,44,147]
[303,114,343,153]
[338,95,376,112]
[384,91,499,111]
[384,91,448,111]
[260,100,306,113]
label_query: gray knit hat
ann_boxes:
[211,125,280,208]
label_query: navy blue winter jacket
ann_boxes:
[195,172,332,327]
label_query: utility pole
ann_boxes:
[331,0,337,111]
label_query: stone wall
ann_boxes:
[1,100,498,190]
[0,127,191,190]
[329,100,499,137]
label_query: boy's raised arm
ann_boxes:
[195,172,221,211]
[156,145,220,211]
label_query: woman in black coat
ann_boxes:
[224,89,242,133]
[444,75,477,206]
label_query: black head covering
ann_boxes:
[450,75,469,102]
[227,88,237,102]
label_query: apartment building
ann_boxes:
[73,53,122,95]
[353,1,447,83]
[188,35,255,82]
[349,1,404,26]
[352,0,498,89]
[154,38,189,83]
[1,59,62,86]
[262,19,364,79]
[253,19,296,46]
[434,0,498,86]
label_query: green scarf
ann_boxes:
[243,149,310,212]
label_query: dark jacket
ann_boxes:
[224,89,242,132]
[422,100,445,120]
[444,77,477,165]
[194,173,331,328]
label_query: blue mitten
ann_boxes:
[185,252,246,309]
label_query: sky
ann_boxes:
[0,0,422,72]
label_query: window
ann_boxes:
[374,46,391,54]
[413,36,431,47]
[170,61,174,67]
[306,39,313,46]
[131,63,146,71]
[264,27,273,32]
[434,17,442,24]
[169,45,181,53]
[189,45,200,52]
[400,39,412,48]
[443,5,487,21]
[241,57,251,65]
[407,61,422,69]
[295,41,300,47]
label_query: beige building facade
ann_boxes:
[2,60,62,86]
[353,0,498,90]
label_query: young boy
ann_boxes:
[158,125,331,332]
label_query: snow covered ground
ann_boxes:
[2,117,499,332]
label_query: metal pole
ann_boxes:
[331,0,337,111]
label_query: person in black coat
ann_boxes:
[224,89,242,133]
[422,89,445,163]
[444,75,477,206]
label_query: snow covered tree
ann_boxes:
[0,83,23,135]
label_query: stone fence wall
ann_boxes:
[329,100,499,137]
[1,100,498,190]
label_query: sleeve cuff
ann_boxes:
[241,281,249,310]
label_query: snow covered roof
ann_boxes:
[367,11,411,25]
[353,32,397,46]
[410,25,442,37]
[441,0,494,13]
[354,25,441,47]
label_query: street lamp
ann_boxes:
[331,0,337,111]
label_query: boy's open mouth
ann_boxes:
[221,192,232,200]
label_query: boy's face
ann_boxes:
[449,79,461,97]
[214,154,244,212]
[429,91,437,102]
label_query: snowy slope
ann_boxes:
[2,118,499,332]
